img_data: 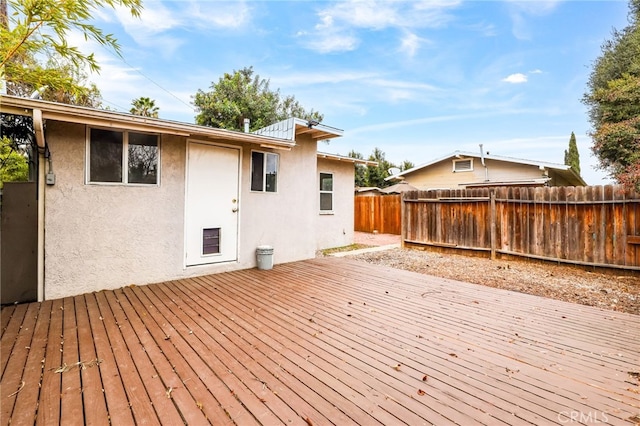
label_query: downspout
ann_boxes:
[479,144,488,182]
[33,109,45,301]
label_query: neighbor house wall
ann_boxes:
[402,158,547,189]
[316,158,355,250]
[43,121,322,299]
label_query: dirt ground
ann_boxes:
[344,233,639,315]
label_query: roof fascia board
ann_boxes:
[317,152,377,166]
[453,151,570,171]
[388,150,571,181]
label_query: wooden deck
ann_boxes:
[2,257,639,425]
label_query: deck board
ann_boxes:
[2,257,639,425]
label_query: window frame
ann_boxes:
[452,158,473,173]
[250,150,279,193]
[319,171,334,214]
[86,127,160,186]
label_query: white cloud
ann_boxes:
[271,71,380,87]
[502,73,528,84]
[304,34,360,54]
[399,32,428,58]
[107,1,252,54]
[185,1,252,29]
[506,0,561,40]
[300,0,460,54]
[529,69,543,74]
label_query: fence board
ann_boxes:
[402,185,640,271]
[354,195,401,235]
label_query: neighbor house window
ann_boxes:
[453,158,473,172]
[251,151,278,192]
[88,128,159,184]
[319,172,333,213]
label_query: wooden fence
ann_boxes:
[354,194,401,234]
[403,185,640,271]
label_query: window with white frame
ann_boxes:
[452,158,473,172]
[251,151,278,192]
[88,128,159,184]
[319,172,333,212]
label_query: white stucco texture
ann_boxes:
[42,123,351,299]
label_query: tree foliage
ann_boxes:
[130,97,159,117]
[0,136,28,188]
[193,66,323,132]
[399,160,414,172]
[1,0,142,98]
[348,149,367,188]
[564,131,581,175]
[0,113,34,187]
[349,148,413,189]
[584,0,640,189]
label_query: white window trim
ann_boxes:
[319,171,334,215]
[85,127,161,186]
[250,150,279,193]
[452,158,473,173]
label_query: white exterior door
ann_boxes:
[185,142,240,266]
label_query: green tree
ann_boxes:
[564,131,581,175]
[366,147,395,189]
[399,160,414,172]
[0,136,29,188]
[1,0,142,97]
[583,0,640,189]
[130,97,159,117]
[193,66,323,131]
[6,53,103,107]
[348,149,368,188]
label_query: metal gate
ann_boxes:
[1,182,38,304]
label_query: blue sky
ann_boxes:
[79,0,629,185]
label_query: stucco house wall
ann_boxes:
[45,122,189,298]
[238,133,318,265]
[316,157,355,250]
[42,121,322,299]
[1,95,365,301]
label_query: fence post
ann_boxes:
[490,190,496,260]
[401,193,406,248]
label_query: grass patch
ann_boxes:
[321,244,373,256]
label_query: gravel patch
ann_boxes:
[342,247,639,315]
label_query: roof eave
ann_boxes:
[317,152,377,166]
[0,95,296,149]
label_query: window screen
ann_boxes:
[251,151,278,192]
[453,159,472,172]
[90,129,123,183]
[320,172,333,211]
[128,132,158,184]
[89,128,159,185]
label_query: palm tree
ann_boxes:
[130,97,159,118]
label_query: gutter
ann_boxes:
[33,109,46,302]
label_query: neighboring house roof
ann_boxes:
[0,95,311,150]
[254,117,344,142]
[355,187,384,194]
[317,152,378,166]
[381,182,419,194]
[387,150,586,186]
